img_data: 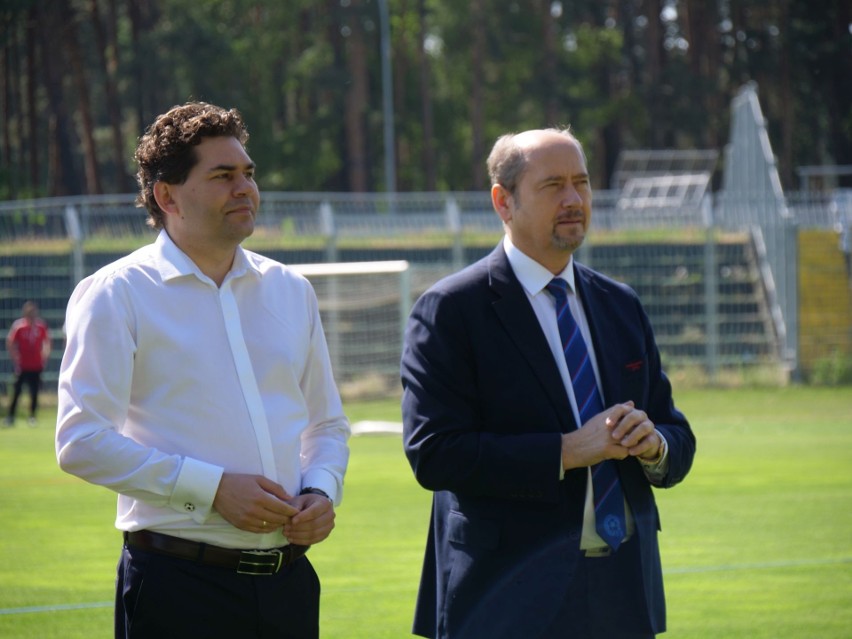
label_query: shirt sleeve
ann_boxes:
[55,275,224,516]
[296,289,350,505]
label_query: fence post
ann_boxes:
[399,262,411,354]
[319,200,340,375]
[445,196,463,270]
[703,195,719,383]
[784,222,800,380]
[64,205,85,286]
[319,200,337,263]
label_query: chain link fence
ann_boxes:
[3,186,850,398]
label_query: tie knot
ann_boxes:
[545,278,569,301]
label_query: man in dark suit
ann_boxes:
[401,128,696,639]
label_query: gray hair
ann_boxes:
[486,127,583,193]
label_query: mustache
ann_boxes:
[556,211,584,222]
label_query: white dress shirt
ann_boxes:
[503,236,667,549]
[56,231,350,549]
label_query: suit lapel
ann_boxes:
[487,246,576,432]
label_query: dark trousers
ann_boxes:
[542,537,657,639]
[116,543,321,639]
[8,370,41,418]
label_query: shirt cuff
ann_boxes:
[169,457,224,523]
[638,430,669,482]
[301,469,340,505]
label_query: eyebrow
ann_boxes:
[207,162,256,173]
[536,172,589,186]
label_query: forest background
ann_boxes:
[0,0,850,201]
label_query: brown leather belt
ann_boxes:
[124,530,309,576]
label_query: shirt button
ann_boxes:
[184,503,196,512]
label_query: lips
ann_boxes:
[556,215,583,225]
[226,203,255,216]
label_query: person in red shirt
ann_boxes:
[5,301,51,426]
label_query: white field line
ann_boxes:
[0,601,112,615]
[665,555,852,574]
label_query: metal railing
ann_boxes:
[1,188,847,390]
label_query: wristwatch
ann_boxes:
[300,487,331,501]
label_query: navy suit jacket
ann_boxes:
[401,244,696,639]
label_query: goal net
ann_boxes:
[290,260,411,401]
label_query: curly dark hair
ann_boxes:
[134,102,250,230]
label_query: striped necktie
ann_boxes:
[546,278,625,550]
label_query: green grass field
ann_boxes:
[1,387,850,638]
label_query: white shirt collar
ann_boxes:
[155,230,261,284]
[502,235,575,297]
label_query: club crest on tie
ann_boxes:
[603,514,623,538]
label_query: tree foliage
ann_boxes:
[0,0,849,199]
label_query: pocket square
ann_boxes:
[624,360,643,372]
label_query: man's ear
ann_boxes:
[491,184,513,224]
[152,182,178,216]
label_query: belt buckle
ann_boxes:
[237,549,283,575]
[583,546,612,558]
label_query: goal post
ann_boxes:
[290,260,411,401]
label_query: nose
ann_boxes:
[561,184,582,207]
[233,174,257,198]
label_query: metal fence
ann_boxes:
[2,187,849,396]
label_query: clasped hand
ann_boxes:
[212,473,335,545]
[561,401,661,470]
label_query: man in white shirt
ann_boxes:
[56,102,350,638]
